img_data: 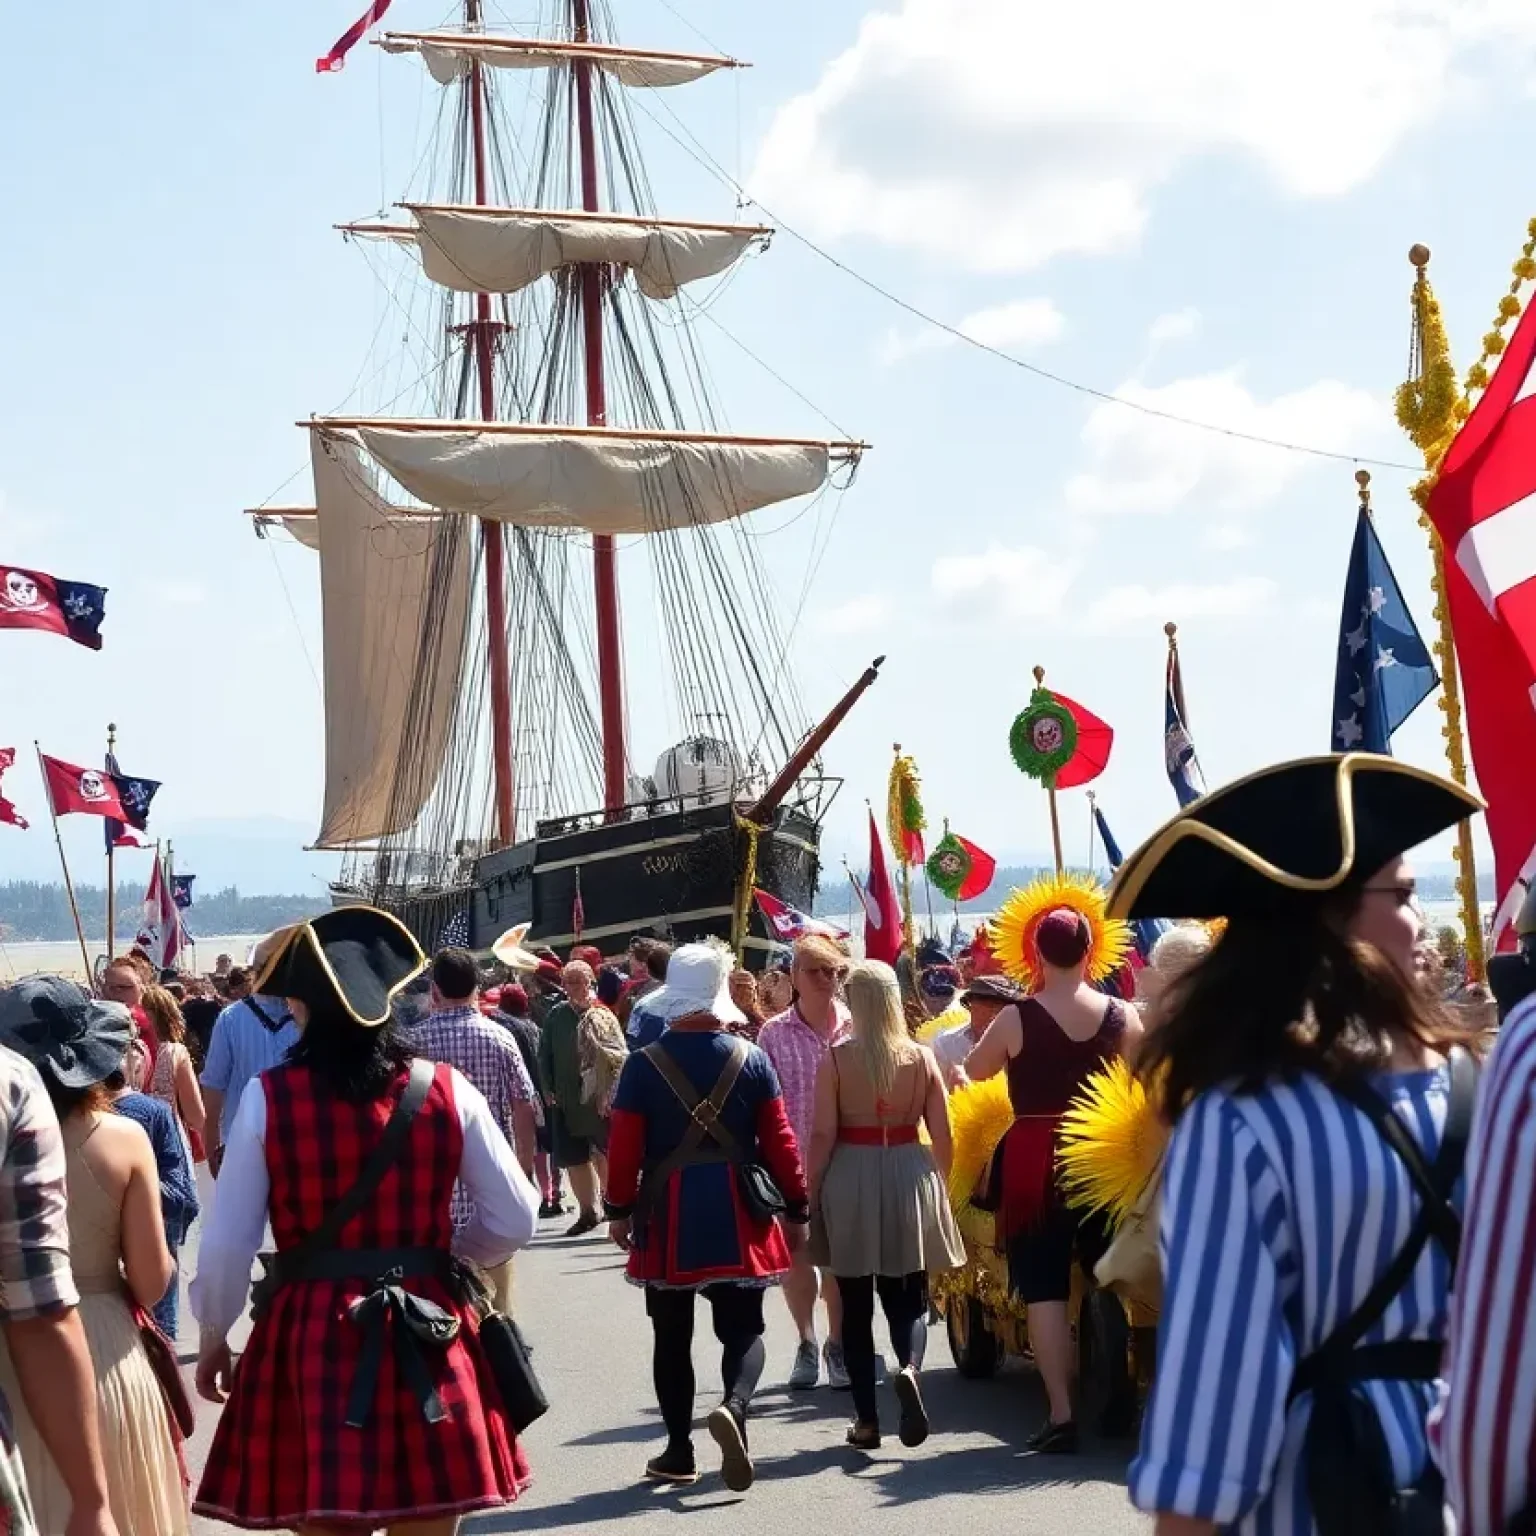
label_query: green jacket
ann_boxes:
[537,999,605,1140]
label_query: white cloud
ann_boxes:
[1064,369,1385,518]
[1084,576,1278,633]
[815,593,892,634]
[879,296,1063,364]
[751,1,1536,273]
[1148,308,1201,347]
[931,543,1078,620]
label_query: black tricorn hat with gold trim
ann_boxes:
[1107,753,1482,922]
[253,906,426,1027]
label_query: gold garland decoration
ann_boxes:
[1394,224,1536,983]
[730,813,762,957]
[988,872,1132,989]
[931,1260,1032,1327]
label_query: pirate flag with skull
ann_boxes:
[0,567,107,650]
[39,753,160,826]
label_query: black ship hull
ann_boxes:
[352,801,821,965]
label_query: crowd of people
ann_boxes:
[5,751,1536,1532]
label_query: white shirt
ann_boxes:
[189,1067,540,1342]
[932,1021,981,1077]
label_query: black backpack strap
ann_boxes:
[246,996,288,1034]
[1290,1046,1476,1400]
[293,1058,435,1254]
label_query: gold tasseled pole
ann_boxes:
[1399,244,1484,981]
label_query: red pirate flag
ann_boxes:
[40,754,159,827]
[0,749,28,830]
[0,567,107,650]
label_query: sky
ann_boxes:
[3,0,1535,892]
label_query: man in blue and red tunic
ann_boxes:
[605,941,809,1493]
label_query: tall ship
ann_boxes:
[251,0,878,961]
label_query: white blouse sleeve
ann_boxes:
[188,1078,271,1343]
[451,1069,541,1269]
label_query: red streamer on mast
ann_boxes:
[316,0,393,73]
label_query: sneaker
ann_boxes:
[707,1402,754,1493]
[825,1340,851,1391]
[788,1337,820,1390]
[645,1443,699,1485]
[1024,1419,1078,1455]
[565,1210,600,1237]
[893,1365,929,1448]
[845,1420,882,1450]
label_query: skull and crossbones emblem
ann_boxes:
[1,571,43,611]
[77,771,108,802]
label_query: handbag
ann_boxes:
[641,1039,788,1223]
[476,1309,549,1434]
[132,1302,195,1438]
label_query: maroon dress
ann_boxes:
[194,1061,530,1531]
[998,997,1126,1304]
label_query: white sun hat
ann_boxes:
[643,941,745,1027]
[491,922,542,973]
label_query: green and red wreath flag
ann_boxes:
[1010,685,1114,789]
[926,824,997,903]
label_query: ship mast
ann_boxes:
[571,0,627,817]
[465,0,517,848]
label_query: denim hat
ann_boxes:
[0,977,134,1090]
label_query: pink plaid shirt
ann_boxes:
[757,1001,851,1155]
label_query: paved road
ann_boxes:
[185,1215,1153,1534]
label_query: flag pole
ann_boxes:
[1086,789,1098,874]
[35,744,91,982]
[1033,667,1066,875]
[1400,245,1485,981]
[104,723,116,962]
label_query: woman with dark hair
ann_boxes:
[0,977,188,1533]
[966,901,1143,1452]
[1119,755,1481,1536]
[190,907,540,1536]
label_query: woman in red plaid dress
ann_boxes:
[189,908,541,1535]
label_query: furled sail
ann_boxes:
[350,207,768,302]
[379,32,736,89]
[323,424,838,535]
[281,514,319,550]
[312,435,470,849]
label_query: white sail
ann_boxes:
[364,207,766,301]
[281,514,320,550]
[380,33,733,89]
[312,436,471,849]
[335,425,833,535]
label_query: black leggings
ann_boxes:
[647,1284,767,1449]
[836,1272,928,1426]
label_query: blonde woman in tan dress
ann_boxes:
[0,979,188,1535]
[807,960,964,1451]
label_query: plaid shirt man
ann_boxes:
[411,1005,536,1230]
[0,1045,77,1534]
[757,1001,851,1156]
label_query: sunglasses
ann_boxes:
[798,964,847,982]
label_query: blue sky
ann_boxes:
[2,0,1533,890]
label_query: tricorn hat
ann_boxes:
[1107,753,1482,922]
[0,977,134,1090]
[253,906,426,1027]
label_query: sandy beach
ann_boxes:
[0,934,266,982]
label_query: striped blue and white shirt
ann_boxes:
[1129,1063,1458,1535]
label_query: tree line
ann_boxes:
[0,882,326,942]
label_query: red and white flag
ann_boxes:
[858,809,902,964]
[41,754,134,822]
[135,857,183,971]
[0,749,27,830]
[316,0,393,72]
[753,889,849,945]
[1427,296,1536,949]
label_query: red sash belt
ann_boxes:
[838,1124,920,1147]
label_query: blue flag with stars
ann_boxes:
[1331,507,1436,754]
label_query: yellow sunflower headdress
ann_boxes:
[987,872,1132,989]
